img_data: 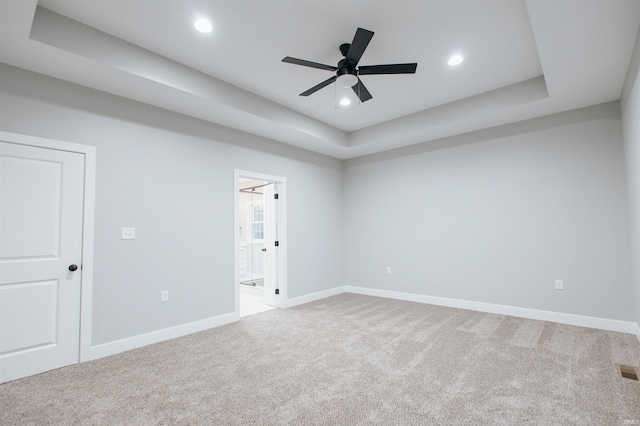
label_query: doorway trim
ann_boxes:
[234,169,287,317]
[0,131,96,363]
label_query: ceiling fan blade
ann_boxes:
[282,56,338,72]
[352,79,373,102]
[300,76,337,96]
[345,28,374,65]
[358,63,418,75]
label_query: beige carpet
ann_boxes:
[2,293,639,425]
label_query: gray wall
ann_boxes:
[622,26,640,327]
[344,103,634,321]
[0,64,344,346]
[1,56,638,352]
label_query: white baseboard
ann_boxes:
[86,285,346,363]
[285,286,345,308]
[86,312,238,362]
[84,287,640,363]
[345,285,640,336]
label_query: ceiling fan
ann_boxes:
[282,28,417,103]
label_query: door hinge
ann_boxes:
[275,289,280,295]
[274,193,279,200]
[274,241,279,247]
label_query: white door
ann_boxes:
[263,184,278,307]
[0,141,85,383]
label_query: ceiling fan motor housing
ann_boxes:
[337,60,357,78]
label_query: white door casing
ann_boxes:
[234,170,287,316]
[0,132,95,383]
[263,183,277,307]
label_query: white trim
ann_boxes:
[0,131,97,364]
[635,323,640,344]
[234,170,288,314]
[79,144,96,363]
[87,313,237,361]
[345,285,640,335]
[285,286,346,308]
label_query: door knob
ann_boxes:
[262,248,267,252]
[68,264,78,271]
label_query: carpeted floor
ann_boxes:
[2,293,639,425]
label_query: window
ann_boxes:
[251,202,264,241]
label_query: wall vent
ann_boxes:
[618,364,639,381]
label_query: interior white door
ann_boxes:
[263,184,278,307]
[0,141,85,383]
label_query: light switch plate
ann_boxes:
[122,227,135,240]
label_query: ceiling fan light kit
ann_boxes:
[282,27,417,104]
[336,70,358,88]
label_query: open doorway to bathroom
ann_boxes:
[234,170,287,318]
[239,179,274,316]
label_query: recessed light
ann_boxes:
[448,54,464,66]
[194,18,212,33]
[339,98,351,106]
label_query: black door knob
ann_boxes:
[69,264,78,271]
[262,248,267,252]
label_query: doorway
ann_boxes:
[234,170,287,318]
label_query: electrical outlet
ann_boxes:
[555,279,563,290]
[386,267,391,275]
[161,290,169,302]
[122,227,135,240]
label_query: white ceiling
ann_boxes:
[1,0,638,159]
